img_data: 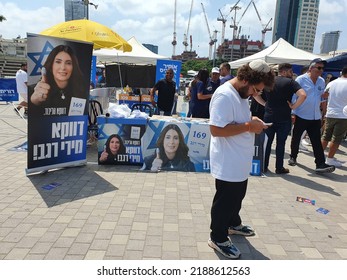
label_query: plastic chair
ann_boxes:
[131,103,154,117]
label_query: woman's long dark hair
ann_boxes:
[156,124,189,163]
[105,134,126,157]
[43,45,85,98]
[197,69,209,87]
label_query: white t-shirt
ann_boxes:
[209,82,254,182]
[15,69,28,94]
[325,77,347,119]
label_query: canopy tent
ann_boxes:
[325,53,347,72]
[93,36,168,65]
[229,38,322,69]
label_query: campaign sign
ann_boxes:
[250,132,267,176]
[97,116,148,165]
[27,115,88,172]
[155,59,182,91]
[141,119,210,172]
[0,78,18,102]
[26,34,93,174]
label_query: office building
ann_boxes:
[64,0,88,21]
[272,0,320,52]
[320,31,341,54]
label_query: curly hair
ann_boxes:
[237,63,275,88]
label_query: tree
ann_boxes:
[0,15,6,22]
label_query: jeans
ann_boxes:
[264,121,292,170]
[290,116,325,166]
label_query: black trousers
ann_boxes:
[290,116,325,167]
[210,178,247,243]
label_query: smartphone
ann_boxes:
[264,122,273,126]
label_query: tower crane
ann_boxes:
[183,0,194,51]
[251,0,272,48]
[201,2,217,60]
[217,9,227,43]
[172,0,177,56]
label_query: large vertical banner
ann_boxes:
[155,59,182,91]
[26,33,93,174]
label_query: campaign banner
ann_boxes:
[26,33,93,174]
[250,131,267,176]
[97,116,148,165]
[155,59,182,91]
[141,118,210,172]
[0,78,18,102]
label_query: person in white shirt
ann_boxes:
[15,62,28,116]
[208,59,275,259]
[321,66,347,167]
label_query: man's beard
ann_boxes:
[238,85,250,99]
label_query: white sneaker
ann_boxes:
[301,138,311,146]
[326,157,342,167]
[299,143,308,151]
[334,157,346,164]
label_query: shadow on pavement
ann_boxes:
[28,165,119,208]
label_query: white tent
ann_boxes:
[93,36,169,65]
[229,38,322,69]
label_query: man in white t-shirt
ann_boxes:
[208,59,275,259]
[15,62,28,116]
[321,66,347,167]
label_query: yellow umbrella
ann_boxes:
[40,19,132,51]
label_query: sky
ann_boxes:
[0,0,346,59]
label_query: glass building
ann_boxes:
[64,0,88,21]
[320,31,341,54]
[272,0,320,52]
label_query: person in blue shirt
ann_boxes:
[288,58,335,174]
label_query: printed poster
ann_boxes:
[141,119,210,172]
[26,33,93,174]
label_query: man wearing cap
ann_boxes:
[208,59,275,259]
[15,62,28,116]
[288,58,335,173]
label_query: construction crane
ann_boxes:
[251,0,272,48]
[183,0,194,51]
[172,0,177,56]
[201,2,217,60]
[217,9,227,43]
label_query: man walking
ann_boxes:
[288,58,335,173]
[321,66,347,167]
[15,62,28,116]
[253,63,306,174]
[208,59,275,259]
[150,68,177,116]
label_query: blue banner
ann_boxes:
[155,59,182,91]
[26,33,93,174]
[0,78,19,102]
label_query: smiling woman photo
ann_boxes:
[29,44,86,116]
[142,124,195,172]
[99,134,127,164]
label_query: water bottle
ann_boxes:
[181,101,188,118]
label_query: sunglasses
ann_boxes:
[252,85,263,94]
[313,66,324,71]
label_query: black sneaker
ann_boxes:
[288,156,297,166]
[315,164,335,174]
[208,237,241,259]
[275,167,290,174]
